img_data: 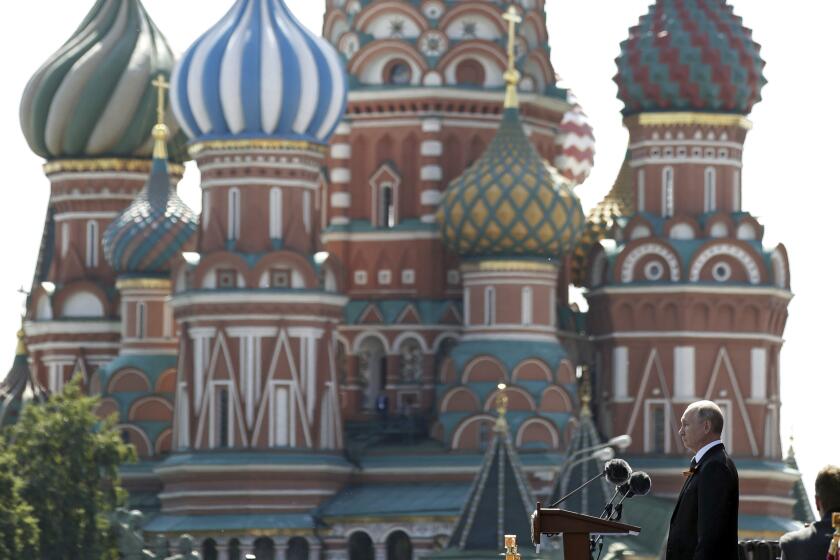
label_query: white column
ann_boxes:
[374,543,387,560]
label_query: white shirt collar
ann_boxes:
[693,439,723,464]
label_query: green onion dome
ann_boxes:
[437,108,585,258]
[19,0,186,161]
[103,125,197,274]
[615,0,766,116]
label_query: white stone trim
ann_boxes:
[420,190,442,205]
[688,243,761,284]
[330,143,351,159]
[421,140,443,156]
[620,243,681,282]
[420,165,442,181]
[330,168,351,183]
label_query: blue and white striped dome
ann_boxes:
[170,0,347,144]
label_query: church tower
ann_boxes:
[584,0,796,528]
[321,0,595,423]
[154,0,350,540]
[19,0,186,394]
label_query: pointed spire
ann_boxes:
[15,317,26,357]
[502,5,522,109]
[151,74,171,161]
[449,396,536,552]
[0,321,47,427]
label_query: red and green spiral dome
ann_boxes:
[615,0,766,116]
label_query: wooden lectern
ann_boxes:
[531,501,640,560]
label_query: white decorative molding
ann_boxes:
[330,168,351,184]
[335,122,352,135]
[330,143,351,159]
[689,244,761,284]
[421,118,442,132]
[421,165,442,181]
[420,189,442,206]
[330,192,351,208]
[421,140,443,156]
[620,243,681,283]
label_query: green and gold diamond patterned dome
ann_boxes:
[437,108,585,258]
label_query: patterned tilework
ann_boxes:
[437,109,585,258]
[615,0,766,116]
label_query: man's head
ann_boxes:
[678,400,724,454]
[815,465,840,517]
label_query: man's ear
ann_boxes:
[816,496,823,517]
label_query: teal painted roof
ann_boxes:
[145,513,316,533]
[320,483,471,518]
[449,340,570,373]
[359,448,564,470]
[615,0,765,116]
[19,0,187,161]
[158,450,352,469]
[0,335,47,427]
[438,109,585,258]
[97,353,177,386]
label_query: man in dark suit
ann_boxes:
[780,465,840,559]
[666,400,739,560]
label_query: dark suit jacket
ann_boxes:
[666,443,740,560]
[779,512,837,560]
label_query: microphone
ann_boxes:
[599,462,634,519]
[609,472,652,520]
[551,459,632,508]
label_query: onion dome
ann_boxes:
[555,98,595,186]
[19,0,186,161]
[103,93,198,274]
[0,324,47,427]
[615,0,766,116]
[437,108,585,258]
[171,0,347,144]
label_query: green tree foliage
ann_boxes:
[0,436,39,557]
[7,376,136,559]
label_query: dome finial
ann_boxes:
[502,5,522,109]
[151,74,170,160]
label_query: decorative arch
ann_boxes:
[193,252,250,289]
[451,414,495,450]
[155,368,177,393]
[439,4,505,38]
[349,41,427,86]
[250,250,318,289]
[482,386,536,411]
[440,387,481,413]
[539,386,573,413]
[515,418,560,449]
[512,359,552,382]
[556,360,575,385]
[118,424,152,458]
[770,245,789,289]
[324,9,350,44]
[128,396,173,422]
[462,356,507,384]
[688,243,763,284]
[355,1,427,38]
[618,242,681,283]
[351,331,391,355]
[440,41,507,88]
[55,282,109,318]
[155,429,173,455]
[108,369,151,393]
[391,331,428,354]
[96,397,120,419]
[523,50,553,91]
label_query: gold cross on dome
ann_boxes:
[501,5,522,108]
[152,74,170,125]
[502,5,522,72]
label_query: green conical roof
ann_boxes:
[0,326,47,428]
[784,438,816,524]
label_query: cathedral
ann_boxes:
[0,0,812,558]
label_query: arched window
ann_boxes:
[380,183,395,228]
[484,286,495,325]
[136,302,146,340]
[287,537,310,560]
[456,59,485,86]
[358,337,387,411]
[61,222,70,257]
[521,287,533,326]
[228,188,241,242]
[733,170,741,211]
[661,166,674,217]
[85,220,99,267]
[704,167,716,212]
[303,190,311,233]
[349,532,374,560]
[213,384,232,448]
[386,531,413,560]
[269,187,283,239]
[202,539,218,560]
[228,539,241,560]
[384,60,412,85]
[636,169,645,212]
[254,537,276,560]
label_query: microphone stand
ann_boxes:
[549,472,604,508]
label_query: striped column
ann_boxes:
[418,117,443,223]
[328,121,352,226]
